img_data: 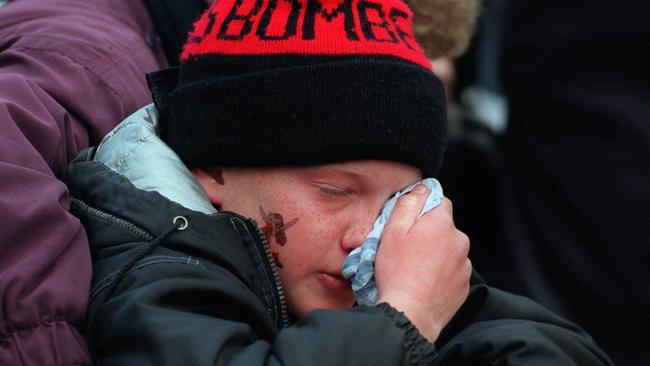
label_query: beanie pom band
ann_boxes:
[182,0,432,69]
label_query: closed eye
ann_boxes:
[319,187,349,197]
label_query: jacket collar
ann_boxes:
[94,103,217,215]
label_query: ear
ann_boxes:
[191,167,224,206]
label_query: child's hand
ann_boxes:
[374,184,471,343]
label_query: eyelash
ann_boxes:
[319,187,349,197]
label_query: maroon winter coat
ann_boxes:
[0,0,167,364]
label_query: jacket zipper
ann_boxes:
[248,218,289,328]
[71,197,154,241]
[73,196,288,327]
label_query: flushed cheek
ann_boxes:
[310,217,346,242]
[276,252,308,280]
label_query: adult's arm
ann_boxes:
[0,1,166,364]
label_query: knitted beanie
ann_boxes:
[161,0,447,177]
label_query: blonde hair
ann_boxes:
[404,0,481,59]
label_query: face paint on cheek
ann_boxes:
[259,205,299,270]
[258,205,299,246]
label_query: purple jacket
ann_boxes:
[0,0,167,364]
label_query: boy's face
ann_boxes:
[197,160,421,317]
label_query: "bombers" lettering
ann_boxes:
[197,0,416,49]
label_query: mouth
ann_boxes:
[318,272,352,293]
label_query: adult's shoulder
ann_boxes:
[0,0,158,60]
[0,0,168,143]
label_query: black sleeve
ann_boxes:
[434,284,614,365]
[87,246,436,366]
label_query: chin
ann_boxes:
[291,298,356,318]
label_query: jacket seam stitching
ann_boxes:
[92,254,205,292]
[90,256,205,301]
[106,128,155,173]
[0,319,77,341]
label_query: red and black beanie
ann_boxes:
[159,0,447,177]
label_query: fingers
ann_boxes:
[386,184,429,233]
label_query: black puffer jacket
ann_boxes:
[66,106,613,365]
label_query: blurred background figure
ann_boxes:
[0,0,207,364]
[433,0,649,364]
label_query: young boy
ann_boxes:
[66,0,612,364]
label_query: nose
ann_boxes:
[340,212,374,252]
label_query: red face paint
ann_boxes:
[259,206,299,246]
[260,205,298,269]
